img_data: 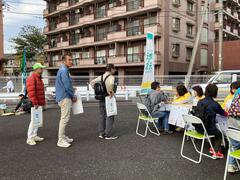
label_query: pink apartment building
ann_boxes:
[43,0,214,81]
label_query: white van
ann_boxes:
[196,70,240,91]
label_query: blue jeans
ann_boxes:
[229,139,240,166]
[152,111,170,131]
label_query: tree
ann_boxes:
[11,25,47,64]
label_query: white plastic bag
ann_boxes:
[105,96,117,117]
[72,92,84,115]
[31,106,43,127]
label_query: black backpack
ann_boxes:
[94,75,111,100]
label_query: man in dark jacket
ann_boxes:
[15,94,31,113]
[26,63,46,146]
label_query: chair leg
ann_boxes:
[223,150,230,180]
[136,118,147,138]
[148,120,160,136]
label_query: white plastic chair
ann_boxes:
[136,103,160,137]
[180,114,217,163]
[223,129,240,180]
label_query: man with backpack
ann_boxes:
[90,64,117,140]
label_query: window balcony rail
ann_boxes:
[95,57,107,65]
[126,0,144,11]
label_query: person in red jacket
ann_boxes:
[26,63,46,146]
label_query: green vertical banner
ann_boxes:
[141,32,155,94]
[21,48,27,94]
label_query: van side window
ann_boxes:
[216,73,232,84]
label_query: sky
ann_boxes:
[3,0,46,54]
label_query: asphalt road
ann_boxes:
[0,104,239,180]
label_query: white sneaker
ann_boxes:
[26,139,36,146]
[227,165,240,173]
[57,140,71,148]
[64,136,73,143]
[34,136,44,142]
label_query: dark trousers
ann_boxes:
[99,100,115,136]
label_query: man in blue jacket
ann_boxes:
[55,54,77,148]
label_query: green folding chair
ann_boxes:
[223,129,240,180]
[180,114,217,163]
[136,103,160,137]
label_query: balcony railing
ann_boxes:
[95,8,107,19]
[127,26,144,36]
[69,0,79,6]
[48,5,57,13]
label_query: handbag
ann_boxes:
[31,106,43,127]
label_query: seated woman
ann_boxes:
[222,81,240,112]
[144,81,173,134]
[172,85,192,131]
[227,93,240,173]
[172,85,192,105]
[196,84,227,158]
[192,85,204,106]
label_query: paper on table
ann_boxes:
[72,92,84,115]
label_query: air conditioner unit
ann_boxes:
[75,9,80,14]
[75,29,80,34]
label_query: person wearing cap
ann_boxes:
[55,54,77,148]
[26,62,46,146]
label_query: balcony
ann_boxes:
[108,56,127,64]
[57,41,69,48]
[79,58,94,65]
[144,0,161,7]
[57,2,68,10]
[127,26,144,37]
[214,3,223,11]
[144,24,161,37]
[69,37,80,45]
[108,5,126,17]
[43,26,49,34]
[107,31,127,40]
[57,22,68,29]
[44,45,49,50]
[233,29,238,35]
[79,14,94,25]
[80,36,94,45]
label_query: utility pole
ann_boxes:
[185,0,209,87]
[218,0,223,71]
[0,0,3,74]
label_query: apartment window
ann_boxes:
[127,0,143,11]
[127,46,140,63]
[186,23,193,37]
[110,22,121,32]
[186,47,193,61]
[201,6,209,22]
[172,0,181,7]
[82,51,90,59]
[96,26,107,41]
[187,1,193,12]
[200,49,208,66]
[109,44,116,57]
[52,55,59,66]
[96,50,106,64]
[127,19,142,36]
[95,4,106,19]
[72,52,80,66]
[201,28,208,43]
[144,15,157,27]
[109,0,121,8]
[172,17,180,32]
[172,43,180,58]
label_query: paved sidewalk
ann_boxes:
[0,104,239,180]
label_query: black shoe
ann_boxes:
[162,130,174,135]
[105,135,118,140]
